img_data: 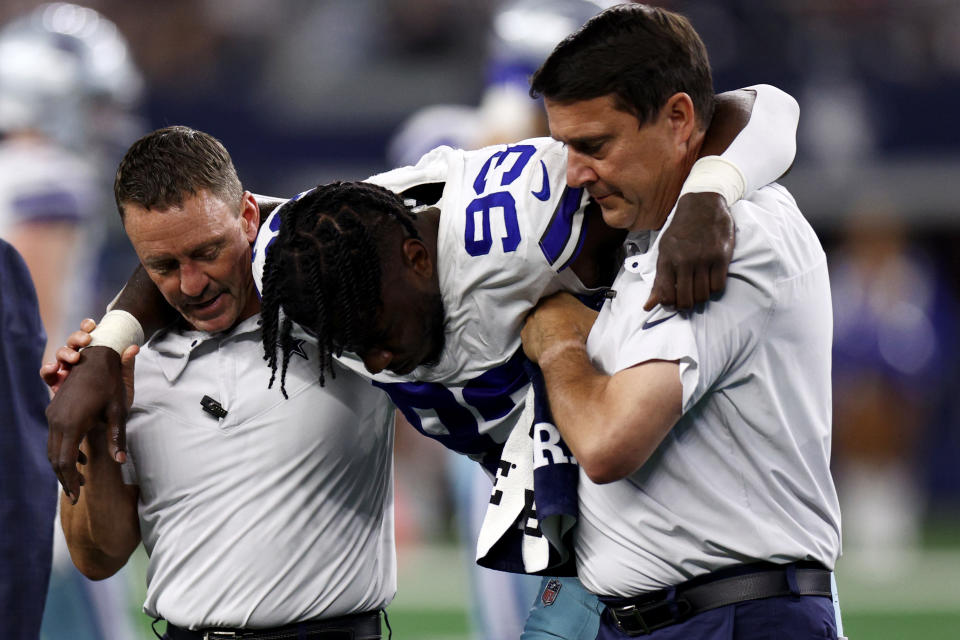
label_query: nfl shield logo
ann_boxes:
[541,578,562,606]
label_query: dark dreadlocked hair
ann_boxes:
[260,180,421,397]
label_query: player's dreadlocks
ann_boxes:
[260,180,421,397]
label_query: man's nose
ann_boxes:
[566,150,597,188]
[361,349,393,375]
[180,263,209,298]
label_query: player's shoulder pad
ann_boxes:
[367,144,456,194]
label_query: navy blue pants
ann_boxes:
[596,594,837,640]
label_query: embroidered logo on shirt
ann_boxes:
[286,338,309,360]
[641,313,677,330]
[541,578,562,606]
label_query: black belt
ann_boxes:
[603,562,832,636]
[163,611,382,640]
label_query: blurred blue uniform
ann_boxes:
[0,238,57,638]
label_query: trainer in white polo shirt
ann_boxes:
[53,126,395,639]
[122,315,395,628]
[523,5,843,638]
[576,184,840,594]
[524,185,843,637]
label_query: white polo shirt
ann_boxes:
[121,315,396,629]
[577,184,841,597]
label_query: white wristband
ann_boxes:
[86,310,145,356]
[678,155,747,207]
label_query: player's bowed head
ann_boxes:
[260,181,446,397]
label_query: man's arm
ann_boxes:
[60,431,141,580]
[521,293,682,483]
[50,332,141,579]
[46,265,174,503]
[253,193,286,225]
[48,193,284,502]
[650,85,799,310]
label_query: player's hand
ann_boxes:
[522,292,599,364]
[645,192,734,311]
[118,344,139,409]
[40,318,96,394]
[46,345,128,504]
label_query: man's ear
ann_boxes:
[401,237,434,280]
[664,92,697,143]
[240,191,260,243]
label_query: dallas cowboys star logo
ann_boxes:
[286,338,308,361]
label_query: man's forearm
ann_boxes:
[537,342,614,475]
[110,265,178,338]
[700,89,756,158]
[706,85,799,191]
[60,437,139,580]
[539,347,683,485]
[649,85,800,310]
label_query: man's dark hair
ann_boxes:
[114,125,243,219]
[259,180,421,396]
[530,3,715,128]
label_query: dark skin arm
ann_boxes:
[47,193,281,502]
[573,89,771,305]
[252,193,287,221]
[46,266,174,503]
[647,88,770,311]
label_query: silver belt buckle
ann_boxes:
[203,632,239,640]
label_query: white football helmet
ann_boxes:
[0,2,143,150]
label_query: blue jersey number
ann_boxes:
[372,350,530,466]
[464,145,536,257]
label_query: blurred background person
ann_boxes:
[830,202,958,578]
[0,239,58,639]
[0,1,143,361]
[0,3,145,639]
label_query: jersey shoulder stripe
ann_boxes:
[539,185,587,269]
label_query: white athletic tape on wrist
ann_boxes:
[86,310,145,355]
[678,155,747,207]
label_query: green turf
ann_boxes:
[843,611,960,640]
[384,608,471,639]
[126,543,960,640]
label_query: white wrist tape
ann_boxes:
[86,310,145,355]
[678,155,747,207]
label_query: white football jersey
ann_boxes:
[253,137,593,467]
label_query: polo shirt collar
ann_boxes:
[149,315,262,383]
[621,203,680,280]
